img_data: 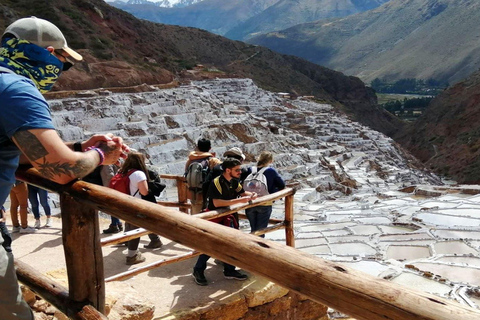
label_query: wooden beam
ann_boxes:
[100,228,150,246]
[15,260,107,320]
[106,251,200,282]
[61,194,105,314]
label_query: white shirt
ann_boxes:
[129,170,147,198]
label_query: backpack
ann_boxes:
[142,169,166,203]
[243,166,269,196]
[109,169,137,195]
[185,158,210,192]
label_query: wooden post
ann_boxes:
[61,194,105,314]
[285,194,295,247]
[176,177,189,213]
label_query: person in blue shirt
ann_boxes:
[245,151,286,238]
[0,17,129,319]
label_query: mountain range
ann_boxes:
[250,0,480,85]
[105,0,202,8]
[108,0,389,40]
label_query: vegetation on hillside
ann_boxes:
[380,96,433,121]
[371,78,448,95]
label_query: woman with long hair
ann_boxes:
[118,151,151,265]
[245,151,285,238]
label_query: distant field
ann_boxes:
[376,93,433,104]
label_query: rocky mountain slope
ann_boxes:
[0,0,402,137]
[250,0,480,85]
[396,69,480,184]
[110,0,389,41]
[225,0,390,41]
[108,0,279,36]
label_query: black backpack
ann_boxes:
[142,169,166,203]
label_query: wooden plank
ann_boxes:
[106,251,200,282]
[251,222,285,237]
[61,194,105,314]
[100,228,150,246]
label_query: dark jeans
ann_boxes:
[245,205,273,238]
[27,185,51,219]
[194,254,235,273]
[125,222,160,250]
[110,216,121,226]
[0,222,12,253]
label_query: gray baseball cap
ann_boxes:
[3,16,82,61]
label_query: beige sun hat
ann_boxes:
[223,147,245,161]
[3,16,83,61]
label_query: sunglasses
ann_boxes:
[54,50,75,71]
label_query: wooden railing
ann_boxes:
[14,166,480,320]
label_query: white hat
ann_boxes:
[223,147,245,161]
[4,16,83,61]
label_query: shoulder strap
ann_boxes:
[213,176,222,195]
[251,166,257,174]
[258,167,268,175]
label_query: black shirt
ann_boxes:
[207,174,244,211]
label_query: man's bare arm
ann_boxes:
[13,129,125,184]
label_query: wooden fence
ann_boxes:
[13,166,480,320]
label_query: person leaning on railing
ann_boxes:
[0,17,129,320]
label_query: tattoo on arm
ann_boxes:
[13,131,48,161]
[36,158,95,180]
[14,130,97,180]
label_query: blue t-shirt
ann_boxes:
[0,73,55,207]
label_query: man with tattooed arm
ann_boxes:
[0,17,129,319]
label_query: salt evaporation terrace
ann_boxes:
[47,78,480,315]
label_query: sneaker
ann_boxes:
[20,226,37,234]
[126,252,146,265]
[11,226,21,233]
[214,259,224,266]
[34,219,41,229]
[45,217,52,227]
[118,224,123,231]
[103,225,120,234]
[192,270,208,286]
[224,270,248,281]
[144,239,163,249]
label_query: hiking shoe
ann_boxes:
[144,239,163,249]
[224,270,248,281]
[126,252,145,265]
[45,217,52,227]
[118,224,123,231]
[11,226,21,233]
[20,226,37,234]
[34,219,41,229]
[192,270,208,286]
[103,225,120,234]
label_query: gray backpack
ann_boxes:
[243,166,269,196]
[186,158,209,191]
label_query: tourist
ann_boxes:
[185,138,220,214]
[0,17,128,319]
[192,158,257,286]
[245,151,285,237]
[28,185,52,229]
[114,151,150,264]
[10,181,36,233]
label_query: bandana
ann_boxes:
[0,37,63,93]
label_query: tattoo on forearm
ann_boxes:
[35,158,95,180]
[13,131,48,161]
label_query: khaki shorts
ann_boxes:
[0,233,33,320]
